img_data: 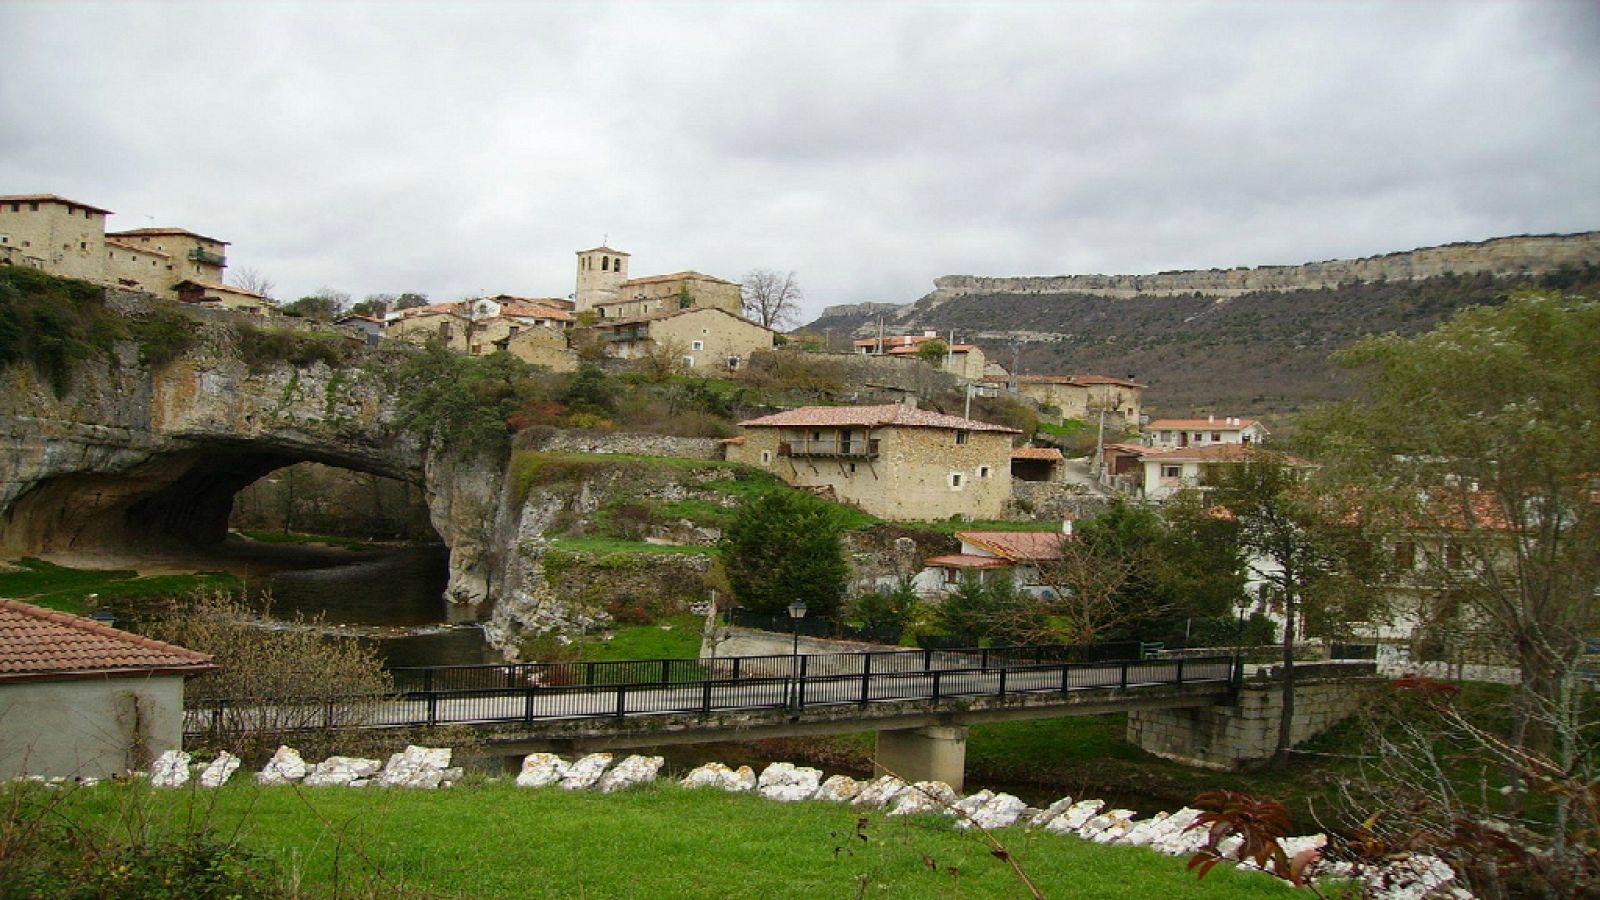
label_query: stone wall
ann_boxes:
[1008,481,1111,520]
[524,429,725,460]
[1125,662,1381,770]
[927,232,1600,303]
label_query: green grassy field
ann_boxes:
[549,537,719,557]
[11,779,1301,899]
[0,558,241,615]
[583,613,707,660]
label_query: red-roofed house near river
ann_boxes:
[0,599,214,779]
[727,404,1020,521]
[917,527,1071,598]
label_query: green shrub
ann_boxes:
[127,305,199,365]
[234,322,350,369]
[0,267,124,396]
[849,576,922,631]
[720,488,848,619]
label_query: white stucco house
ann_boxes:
[0,599,214,779]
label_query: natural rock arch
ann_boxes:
[0,300,504,607]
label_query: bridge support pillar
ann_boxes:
[874,725,968,792]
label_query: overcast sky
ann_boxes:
[3,1,1597,321]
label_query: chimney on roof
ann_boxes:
[924,329,937,338]
[1061,518,1074,537]
[1208,414,1215,423]
[903,396,918,409]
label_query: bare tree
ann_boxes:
[741,268,803,330]
[229,266,276,301]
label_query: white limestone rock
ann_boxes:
[1118,811,1169,847]
[439,766,463,788]
[1145,808,1207,856]
[560,753,613,790]
[198,752,241,788]
[851,775,908,809]
[815,774,864,803]
[757,762,822,802]
[1044,798,1105,835]
[961,792,1028,831]
[1083,809,1138,844]
[257,746,309,785]
[952,790,994,821]
[149,750,191,788]
[302,756,382,787]
[1360,854,1461,900]
[596,755,663,793]
[680,761,756,792]
[515,753,569,788]
[887,781,959,817]
[1029,795,1075,829]
[378,745,454,789]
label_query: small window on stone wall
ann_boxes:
[978,465,991,478]
[761,450,771,464]
[955,431,969,445]
[949,472,963,489]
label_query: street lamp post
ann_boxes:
[788,600,808,709]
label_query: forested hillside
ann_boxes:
[807,266,1600,415]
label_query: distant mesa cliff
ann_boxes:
[804,231,1600,415]
[925,232,1600,304]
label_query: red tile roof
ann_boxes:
[957,530,1068,562]
[885,343,976,354]
[0,599,214,682]
[616,270,736,287]
[173,280,269,300]
[500,301,574,321]
[105,238,170,258]
[1147,417,1263,431]
[925,553,1011,570]
[0,194,114,214]
[106,227,228,245]
[577,246,630,256]
[739,404,1020,433]
[1010,447,1064,461]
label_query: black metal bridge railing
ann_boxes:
[183,644,1238,738]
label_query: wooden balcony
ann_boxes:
[778,438,880,460]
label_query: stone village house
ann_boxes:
[0,599,214,779]
[0,194,269,312]
[1144,415,1266,450]
[592,306,776,372]
[725,404,1019,521]
[573,245,743,319]
[853,333,989,382]
[985,374,1145,430]
[916,527,1070,598]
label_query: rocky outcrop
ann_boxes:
[0,292,502,614]
[926,231,1600,305]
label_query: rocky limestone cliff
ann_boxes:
[924,232,1600,306]
[0,291,503,609]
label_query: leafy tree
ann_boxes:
[915,339,949,366]
[741,268,803,329]
[1211,453,1376,768]
[279,288,349,320]
[1301,290,1600,769]
[394,291,429,310]
[849,576,921,632]
[393,344,545,457]
[720,489,848,619]
[560,363,618,416]
[936,574,1042,645]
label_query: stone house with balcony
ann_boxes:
[0,194,239,304]
[985,374,1145,429]
[917,528,1070,598]
[593,306,775,371]
[726,404,1019,521]
[1144,415,1267,450]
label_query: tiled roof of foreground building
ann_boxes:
[0,599,214,682]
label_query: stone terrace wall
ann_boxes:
[1126,662,1382,770]
[527,429,725,460]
